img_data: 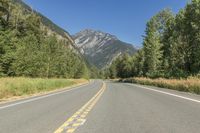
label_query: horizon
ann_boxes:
[23,0,188,47]
[1,1,200,132]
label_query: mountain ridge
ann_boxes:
[74,29,137,69]
[14,0,74,44]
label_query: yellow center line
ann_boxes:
[54,82,106,133]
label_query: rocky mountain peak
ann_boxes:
[74,29,137,69]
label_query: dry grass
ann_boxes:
[69,79,89,85]
[0,77,88,100]
[122,77,200,94]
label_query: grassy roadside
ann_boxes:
[121,77,200,94]
[0,78,88,101]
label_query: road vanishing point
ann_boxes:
[0,80,200,133]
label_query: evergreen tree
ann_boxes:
[143,15,162,76]
[143,9,174,77]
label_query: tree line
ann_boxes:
[107,0,200,79]
[0,0,89,78]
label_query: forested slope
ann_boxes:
[0,0,89,78]
[14,0,73,43]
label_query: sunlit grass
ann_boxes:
[124,77,200,94]
[0,77,87,99]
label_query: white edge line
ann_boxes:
[0,82,91,110]
[128,84,200,103]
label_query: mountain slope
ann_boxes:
[14,0,91,67]
[14,0,74,44]
[0,0,91,78]
[74,29,137,69]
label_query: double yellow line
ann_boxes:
[54,82,106,133]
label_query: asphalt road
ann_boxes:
[0,80,200,133]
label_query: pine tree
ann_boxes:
[143,9,174,77]
[143,16,162,76]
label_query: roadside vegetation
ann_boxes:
[0,0,90,78]
[0,0,92,101]
[121,77,200,94]
[0,78,88,100]
[106,0,200,94]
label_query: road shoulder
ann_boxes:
[0,79,90,106]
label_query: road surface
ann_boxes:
[0,80,200,133]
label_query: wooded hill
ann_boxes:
[0,0,89,78]
[13,0,73,41]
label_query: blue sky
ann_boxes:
[24,0,188,47]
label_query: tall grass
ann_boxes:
[122,77,200,94]
[0,78,85,99]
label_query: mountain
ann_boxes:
[14,0,91,65]
[1,0,92,78]
[74,29,137,69]
[14,1,136,70]
[14,0,74,45]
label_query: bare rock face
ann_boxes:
[74,29,137,69]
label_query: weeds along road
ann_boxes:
[0,80,200,133]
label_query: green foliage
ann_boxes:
[109,61,117,79]
[106,54,133,79]
[180,0,200,73]
[13,33,43,77]
[88,66,104,79]
[131,49,145,76]
[0,0,10,27]
[165,0,200,76]
[116,54,133,78]
[13,0,71,39]
[0,29,17,76]
[109,1,200,79]
[143,9,174,76]
[0,1,89,78]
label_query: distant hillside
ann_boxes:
[74,29,137,69]
[14,0,73,43]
